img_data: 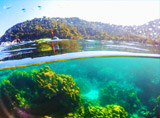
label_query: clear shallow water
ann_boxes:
[0,51,160,70]
[0,39,160,61]
[0,56,160,118]
[0,40,160,118]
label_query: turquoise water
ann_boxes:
[0,40,160,117]
[0,56,160,118]
[0,39,159,61]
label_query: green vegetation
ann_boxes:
[0,66,130,118]
[85,105,128,118]
[98,81,153,117]
[1,57,159,118]
[1,17,82,42]
[0,66,83,117]
[99,81,141,113]
[153,96,160,117]
[1,17,159,44]
[105,105,128,118]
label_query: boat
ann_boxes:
[53,36,59,40]
[34,38,52,43]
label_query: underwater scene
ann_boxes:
[0,55,160,118]
[0,0,160,117]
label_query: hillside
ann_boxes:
[122,19,160,42]
[0,17,160,44]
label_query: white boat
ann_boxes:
[53,36,59,40]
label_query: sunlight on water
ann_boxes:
[83,90,99,100]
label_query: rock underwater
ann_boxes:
[0,66,83,117]
[0,66,129,118]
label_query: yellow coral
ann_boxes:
[105,105,128,118]
[44,116,53,118]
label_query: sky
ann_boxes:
[0,0,159,37]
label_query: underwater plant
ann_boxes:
[85,105,107,118]
[0,69,12,84]
[0,66,83,117]
[1,66,156,118]
[98,81,152,117]
[34,66,83,115]
[105,104,128,118]
[84,104,128,118]
[153,95,160,117]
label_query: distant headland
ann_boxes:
[0,17,160,45]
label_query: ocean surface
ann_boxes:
[0,39,160,118]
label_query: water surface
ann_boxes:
[0,40,160,118]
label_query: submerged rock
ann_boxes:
[0,66,83,117]
[85,105,128,118]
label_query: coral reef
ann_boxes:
[98,81,152,117]
[99,81,141,111]
[0,66,83,117]
[153,96,160,117]
[33,66,82,115]
[36,66,80,101]
[0,62,158,118]
[85,106,107,117]
[105,105,128,118]
[85,105,128,118]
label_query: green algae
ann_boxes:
[0,66,129,118]
[0,56,160,117]
[0,66,83,117]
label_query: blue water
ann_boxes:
[0,55,159,117]
[0,40,160,118]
